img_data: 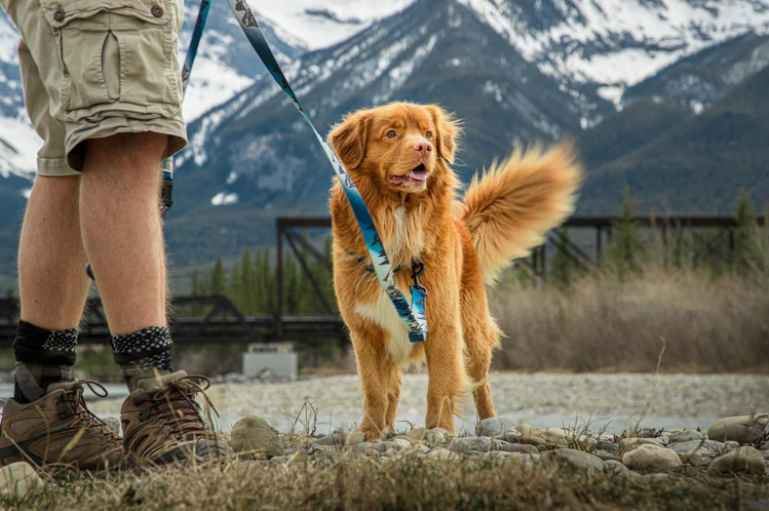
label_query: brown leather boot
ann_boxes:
[121,371,230,466]
[0,380,124,471]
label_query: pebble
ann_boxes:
[708,446,766,477]
[475,417,518,437]
[0,463,41,500]
[311,432,347,448]
[618,437,666,455]
[427,448,460,461]
[448,437,496,453]
[421,428,452,446]
[595,440,619,453]
[229,416,284,460]
[542,449,605,471]
[391,438,412,450]
[708,415,769,445]
[622,444,683,472]
[604,460,634,476]
[500,430,520,443]
[498,443,538,455]
[669,440,731,466]
[103,417,121,435]
[668,430,704,444]
[516,425,569,449]
[345,431,367,446]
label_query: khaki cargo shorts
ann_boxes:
[0,0,187,174]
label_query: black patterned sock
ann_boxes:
[111,326,173,391]
[12,320,78,403]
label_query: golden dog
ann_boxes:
[328,102,581,439]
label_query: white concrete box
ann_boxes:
[242,343,297,379]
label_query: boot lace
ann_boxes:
[144,375,219,441]
[59,380,120,441]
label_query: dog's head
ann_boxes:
[328,102,460,194]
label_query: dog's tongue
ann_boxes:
[390,166,428,186]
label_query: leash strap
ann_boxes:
[226,0,427,343]
[161,0,212,218]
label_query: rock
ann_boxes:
[708,447,766,477]
[708,415,769,445]
[312,432,347,448]
[622,444,683,472]
[618,437,666,455]
[0,463,42,500]
[604,460,634,476]
[726,441,741,450]
[103,417,121,435]
[594,450,622,462]
[421,428,452,446]
[542,449,605,471]
[345,431,367,446]
[668,430,704,444]
[498,443,539,455]
[229,416,284,460]
[516,425,568,450]
[500,430,520,443]
[670,440,731,466]
[546,428,569,438]
[475,417,518,437]
[427,448,460,461]
[391,439,412,451]
[353,442,387,454]
[643,473,673,484]
[406,428,426,440]
[448,437,496,453]
[595,440,619,453]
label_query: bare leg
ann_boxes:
[18,175,90,329]
[79,133,167,335]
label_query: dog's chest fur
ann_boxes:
[353,206,421,363]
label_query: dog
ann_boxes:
[328,102,581,439]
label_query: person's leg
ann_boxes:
[79,133,173,388]
[12,39,90,404]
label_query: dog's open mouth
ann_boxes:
[388,163,428,187]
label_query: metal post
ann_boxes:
[276,221,284,341]
[596,226,602,265]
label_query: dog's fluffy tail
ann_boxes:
[458,142,582,285]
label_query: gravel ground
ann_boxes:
[88,372,769,435]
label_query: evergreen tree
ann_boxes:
[191,268,202,296]
[210,257,227,296]
[550,228,585,287]
[229,262,243,309]
[240,247,254,314]
[608,188,646,279]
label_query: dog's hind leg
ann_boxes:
[460,288,499,420]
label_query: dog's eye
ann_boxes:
[386,130,397,139]
[425,131,433,139]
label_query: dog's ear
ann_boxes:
[328,110,372,170]
[425,105,460,165]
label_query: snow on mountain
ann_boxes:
[459,0,769,103]
[256,0,416,50]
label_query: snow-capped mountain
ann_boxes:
[459,0,769,105]
[0,1,307,178]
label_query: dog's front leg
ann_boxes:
[350,327,393,441]
[423,322,464,433]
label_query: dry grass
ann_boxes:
[5,455,769,511]
[490,270,769,373]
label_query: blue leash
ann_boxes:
[225,0,428,343]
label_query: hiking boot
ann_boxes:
[121,371,230,466]
[0,380,124,471]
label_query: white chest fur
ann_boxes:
[354,284,414,363]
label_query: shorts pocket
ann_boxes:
[39,0,182,117]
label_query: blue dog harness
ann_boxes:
[225,0,428,343]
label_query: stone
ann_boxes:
[498,443,539,455]
[345,431,367,446]
[643,473,673,484]
[726,441,741,450]
[668,430,704,444]
[353,442,387,454]
[500,430,520,443]
[427,448,460,461]
[670,440,731,466]
[595,440,619,453]
[421,428,452,446]
[311,432,347,448]
[542,449,605,471]
[406,428,426,440]
[708,415,769,445]
[622,444,683,472]
[594,450,622,462]
[0,463,42,500]
[475,417,518,437]
[707,447,766,477]
[604,460,634,476]
[618,437,666,455]
[516,425,568,450]
[448,436,496,453]
[546,428,569,438]
[391,439,412,450]
[229,416,284,460]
